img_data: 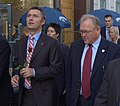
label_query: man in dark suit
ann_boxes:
[66,14,120,106]
[101,14,113,40]
[0,35,13,106]
[11,6,62,106]
[94,58,120,106]
[46,23,69,106]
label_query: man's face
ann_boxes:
[47,27,58,40]
[104,17,113,28]
[79,19,100,44]
[26,9,45,32]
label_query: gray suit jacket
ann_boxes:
[94,58,120,106]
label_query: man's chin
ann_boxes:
[28,27,35,31]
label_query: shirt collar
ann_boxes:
[92,35,101,49]
[28,31,41,41]
[85,35,101,49]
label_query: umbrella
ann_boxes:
[19,6,71,29]
[76,9,120,27]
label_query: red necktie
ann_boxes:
[82,44,92,99]
[24,36,34,89]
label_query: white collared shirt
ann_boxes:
[80,35,101,94]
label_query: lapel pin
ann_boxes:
[41,43,44,45]
[102,49,105,53]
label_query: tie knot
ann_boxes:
[30,36,34,40]
[88,44,92,48]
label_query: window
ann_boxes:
[100,0,106,9]
[0,0,54,36]
[116,0,120,13]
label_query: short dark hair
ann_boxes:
[104,14,113,19]
[46,23,61,36]
[28,6,45,19]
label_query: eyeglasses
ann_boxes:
[79,27,97,35]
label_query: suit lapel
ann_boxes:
[78,41,85,66]
[76,40,85,79]
[20,36,28,63]
[31,33,46,61]
[101,26,106,38]
[91,38,108,78]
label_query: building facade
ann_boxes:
[1,0,120,45]
[94,0,120,12]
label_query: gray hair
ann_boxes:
[80,14,101,28]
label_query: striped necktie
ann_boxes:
[24,36,34,89]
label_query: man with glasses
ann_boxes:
[101,14,113,41]
[66,14,120,106]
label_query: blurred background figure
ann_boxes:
[46,23,69,106]
[0,35,13,106]
[109,26,120,44]
[12,23,26,41]
[101,14,113,41]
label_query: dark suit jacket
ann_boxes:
[94,58,120,106]
[55,44,69,96]
[66,37,120,106]
[117,38,120,45]
[14,33,62,106]
[55,44,69,106]
[0,35,13,106]
[101,26,107,38]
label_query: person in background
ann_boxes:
[11,6,62,106]
[66,14,120,106]
[12,23,26,41]
[109,26,120,44]
[46,23,69,106]
[101,14,113,41]
[94,58,120,106]
[0,35,13,106]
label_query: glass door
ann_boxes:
[0,3,12,41]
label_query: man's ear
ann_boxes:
[41,19,45,26]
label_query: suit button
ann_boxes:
[78,89,80,92]
[78,79,80,82]
[75,99,77,102]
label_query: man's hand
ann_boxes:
[11,75,20,87]
[20,67,34,78]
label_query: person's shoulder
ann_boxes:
[16,35,27,43]
[41,33,59,47]
[72,38,83,44]
[59,43,69,49]
[59,43,69,53]
[71,38,84,47]
[101,37,120,47]
[108,58,120,67]
[0,35,7,41]
[0,35,9,45]
[42,33,56,41]
[0,36,10,52]
[101,26,106,29]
